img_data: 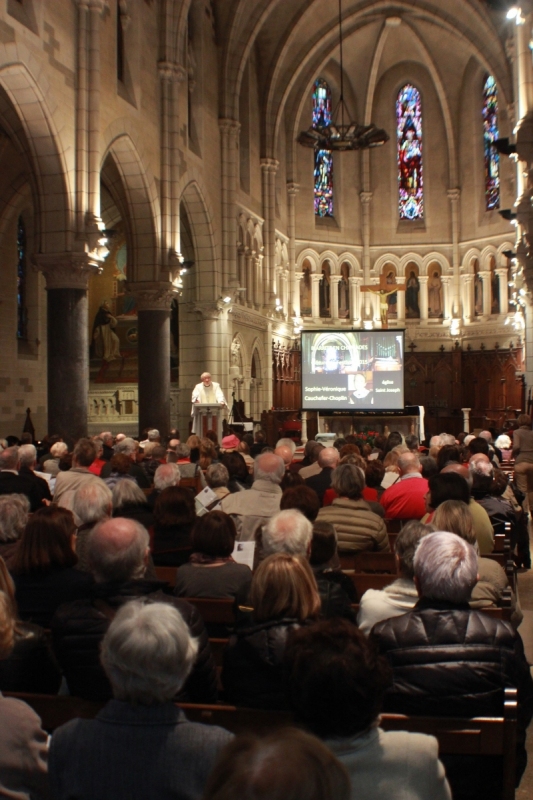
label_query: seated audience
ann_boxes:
[148,462,181,507]
[100,438,150,489]
[42,440,68,476]
[380,452,428,520]
[285,619,451,800]
[423,471,471,522]
[280,470,305,491]
[439,463,494,554]
[199,438,218,470]
[111,479,154,530]
[205,463,231,502]
[51,517,217,702]
[469,457,516,533]
[222,552,321,709]
[357,520,434,635]
[53,438,103,513]
[436,443,462,472]
[262,509,313,558]
[371,531,533,796]
[87,438,106,476]
[221,453,285,541]
[280,485,321,524]
[49,601,232,800]
[0,446,43,511]
[152,486,196,566]
[203,728,350,800]
[420,454,438,479]
[316,463,389,553]
[72,481,113,571]
[219,451,253,491]
[104,453,139,490]
[274,443,294,472]
[305,447,340,505]
[0,493,29,569]
[299,442,325,479]
[11,506,93,627]
[141,444,167,483]
[309,522,356,619]
[99,431,114,461]
[0,565,61,694]
[17,444,52,507]
[174,511,252,599]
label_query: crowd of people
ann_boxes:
[0,422,532,799]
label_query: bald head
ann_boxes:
[469,453,490,466]
[318,447,340,469]
[398,451,421,475]
[441,462,472,490]
[275,445,293,468]
[254,452,285,484]
[87,517,149,583]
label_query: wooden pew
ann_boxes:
[154,565,177,588]
[385,519,402,533]
[348,572,396,596]
[352,551,397,574]
[183,597,236,626]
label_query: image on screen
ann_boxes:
[301,330,404,412]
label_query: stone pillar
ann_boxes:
[396,277,406,325]
[462,274,474,323]
[75,0,89,236]
[34,254,101,444]
[301,410,308,444]
[419,275,429,321]
[441,275,452,321]
[330,275,341,322]
[447,189,461,317]
[254,255,263,310]
[246,251,254,307]
[350,276,362,326]
[219,119,241,288]
[260,158,279,309]
[287,182,300,318]
[158,61,186,269]
[294,272,303,319]
[282,270,289,317]
[311,273,321,320]
[87,0,105,218]
[133,284,175,437]
[461,408,471,433]
[480,271,492,317]
[237,247,245,300]
[496,268,509,314]
[360,191,373,296]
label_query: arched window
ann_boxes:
[397,84,423,220]
[17,215,27,340]
[313,78,333,217]
[483,75,500,210]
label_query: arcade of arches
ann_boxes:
[1,0,532,443]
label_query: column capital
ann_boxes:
[158,60,186,82]
[219,118,241,136]
[440,275,452,284]
[129,282,177,312]
[495,267,509,276]
[462,273,474,283]
[311,273,323,283]
[294,271,304,280]
[359,191,373,205]
[260,157,279,173]
[447,188,461,203]
[32,252,102,290]
[330,274,342,284]
[86,0,107,13]
[418,275,429,285]
[349,275,363,285]
[191,300,226,320]
[287,182,300,196]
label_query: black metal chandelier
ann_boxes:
[298,0,389,152]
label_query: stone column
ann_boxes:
[330,275,341,322]
[447,189,461,317]
[219,119,241,289]
[132,284,175,437]
[462,274,474,323]
[260,158,279,309]
[480,271,492,317]
[246,251,254,307]
[350,276,362,326]
[311,274,321,320]
[34,254,101,444]
[294,272,303,319]
[158,60,186,270]
[496,268,509,314]
[254,255,263,310]
[419,275,429,321]
[396,277,406,325]
[461,408,471,433]
[237,246,245,301]
[441,275,452,321]
[287,182,300,318]
[359,191,373,297]
[282,270,289,317]
[301,410,308,444]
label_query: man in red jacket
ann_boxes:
[380,451,428,520]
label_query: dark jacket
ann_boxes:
[50,579,217,703]
[222,617,301,709]
[471,490,516,535]
[14,567,94,628]
[151,523,194,567]
[0,471,42,512]
[18,466,52,507]
[0,622,61,694]
[305,467,333,505]
[314,568,357,620]
[100,461,150,489]
[371,598,533,792]
[0,540,19,570]
[112,502,154,530]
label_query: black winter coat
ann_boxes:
[50,579,217,703]
[0,622,61,694]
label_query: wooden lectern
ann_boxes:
[192,403,225,439]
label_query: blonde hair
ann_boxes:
[186,435,200,450]
[0,591,15,659]
[0,557,16,604]
[432,500,476,546]
[250,553,321,623]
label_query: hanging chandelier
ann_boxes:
[298,0,389,151]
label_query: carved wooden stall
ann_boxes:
[272,340,301,409]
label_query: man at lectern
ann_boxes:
[191,372,227,408]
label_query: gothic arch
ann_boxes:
[179,178,218,302]
[373,253,401,276]
[296,248,319,273]
[421,252,451,276]
[318,250,339,273]
[398,253,424,277]
[480,245,498,271]
[462,248,482,274]
[337,252,361,275]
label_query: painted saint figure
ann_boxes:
[319,267,331,317]
[474,272,483,316]
[386,271,398,316]
[428,271,443,318]
[91,301,122,362]
[338,266,349,319]
[405,271,420,318]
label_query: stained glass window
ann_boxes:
[397,84,423,220]
[313,79,333,217]
[483,75,500,210]
[17,216,27,340]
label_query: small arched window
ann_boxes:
[483,75,500,210]
[397,84,423,220]
[17,215,27,340]
[313,78,333,217]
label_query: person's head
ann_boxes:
[420,455,438,479]
[220,451,249,484]
[200,372,212,386]
[114,437,138,461]
[250,553,320,623]
[92,438,104,459]
[309,522,337,566]
[440,462,473,490]
[518,413,531,428]
[479,430,493,444]
[154,486,196,528]
[405,434,419,452]
[385,431,403,453]
[50,441,69,459]
[0,494,30,542]
[364,459,385,488]
[427,472,470,511]
[331,463,365,500]
[200,438,217,461]
[306,442,324,463]
[0,590,16,660]
[18,444,37,470]
[112,480,148,512]
[318,447,340,470]
[353,372,367,390]
[491,468,509,497]
[436,444,462,472]
[254,452,285,485]
[414,531,478,604]
[262,509,313,557]
[394,520,435,580]
[202,728,350,800]
[333,438,347,452]
[280,486,320,522]
[11,506,77,576]
[280,471,305,491]
[276,438,297,456]
[339,444,360,460]
[147,429,160,443]
[176,444,191,460]
[73,481,113,525]
[274,445,293,468]
[0,446,19,471]
[154,462,181,491]
[432,500,476,546]
[206,463,229,489]
[429,434,443,449]
[469,457,494,493]
[191,511,237,558]
[285,619,391,738]
[100,431,114,447]
[100,601,198,705]
[467,436,490,457]
[254,430,265,444]
[397,451,421,476]
[109,453,132,475]
[87,517,149,582]
[72,438,97,468]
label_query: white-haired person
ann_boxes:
[370,530,533,799]
[0,493,29,569]
[100,438,150,489]
[49,601,232,800]
[72,481,113,571]
[112,479,154,530]
[147,461,181,508]
[221,452,285,541]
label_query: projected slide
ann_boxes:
[301,330,404,411]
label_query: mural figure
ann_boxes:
[91,301,122,362]
[319,265,331,317]
[405,270,420,318]
[474,270,483,316]
[491,261,500,314]
[385,270,398,316]
[428,271,443,317]
[300,266,312,316]
[338,263,350,319]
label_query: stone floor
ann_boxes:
[515,524,533,799]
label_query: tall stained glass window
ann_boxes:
[397,84,423,220]
[17,216,27,340]
[313,79,333,217]
[483,75,500,210]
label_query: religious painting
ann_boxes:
[338,262,350,319]
[319,261,331,318]
[382,264,397,319]
[397,84,423,220]
[483,75,500,211]
[300,260,312,317]
[427,263,443,318]
[490,255,500,314]
[405,263,420,319]
[313,79,333,217]
[473,258,483,316]
[88,225,139,384]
